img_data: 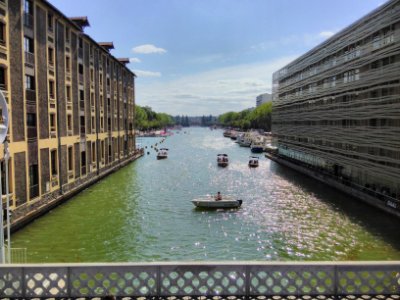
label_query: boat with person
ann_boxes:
[157,148,169,159]
[217,154,229,167]
[191,196,243,209]
[248,156,259,168]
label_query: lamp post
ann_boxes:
[0,90,9,264]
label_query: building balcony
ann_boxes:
[78,74,84,85]
[27,126,37,141]
[25,51,35,66]
[29,184,39,199]
[67,129,73,136]
[24,12,34,28]
[25,89,36,103]
[50,130,56,138]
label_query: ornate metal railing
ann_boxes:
[0,262,399,299]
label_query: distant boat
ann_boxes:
[192,196,242,209]
[157,148,168,159]
[223,130,231,137]
[217,154,229,167]
[230,131,238,140]
[248,156,259,168]
[237,133,252,147]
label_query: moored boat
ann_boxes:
[157,148,169,159]
[217,154,229,167]
[251,141,264,153]
[223,130,231,138]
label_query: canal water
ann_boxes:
[12,127,400,262]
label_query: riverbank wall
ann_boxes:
[7,149,144,233]
[266,153,400,219]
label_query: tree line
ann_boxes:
[217,102,272,131]
[135,105,175,130]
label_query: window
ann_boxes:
[50,113,56,132]
[49,80,55,98]
[51,149,57,176]
[47,13,53,31]
[48,47,54,65]
[68,147,73,172]
[79,89,84,101]
[0,66,6,90]
[25,75,35,90]
[65,27,70,43]
[65,56,71,73]
[29,164,39,198]
[101,141,105,160]
[27,113,36,127]
[78,37,83,49]
[24,0,33,14]
[0,22,5,45]
[24,36,34,53]
[78,63,83,74]
[91,116,95,132]
[66,85,71,102]
[67,114,72,131]
[92,142,96,163]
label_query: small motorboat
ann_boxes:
[192,196,242,209]
[217,154,229,167]
[157,148,169,159]
[248,156,259,168]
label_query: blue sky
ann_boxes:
[50,0,385,116]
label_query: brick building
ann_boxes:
[272,0,400,215]
[0,0,137,226]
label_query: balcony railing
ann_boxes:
[78,73,84,84]
[27,126,37,140]
[0,262,399,299]
[29,184,39,199]
[24,51,35,66]
[23,12,33,28]
[25,89,36,103]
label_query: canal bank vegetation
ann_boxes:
[218,102,272,131]
[135,105,175,130]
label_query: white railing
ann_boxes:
[0,262,399,298]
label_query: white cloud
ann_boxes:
[319,31,336,39]
[133,69,162,77]
[132,44,167,54]
[252,30,337,51]
[136,55,297,115]
[129,57,141,63]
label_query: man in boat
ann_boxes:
[215,191,222,201]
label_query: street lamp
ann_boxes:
[0,90,9,263]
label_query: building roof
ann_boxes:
[69,16,90,30]
[118,58,130,65]
[98,42,115,52]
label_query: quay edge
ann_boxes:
[7,150,144,234]
[266,153,400,219]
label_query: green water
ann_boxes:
[12,127,400,262]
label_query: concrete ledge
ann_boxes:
[9,151,144,233]
[266,153,400,219]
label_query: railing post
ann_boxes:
[334,265,338,299]
[245,265,250,300]
[21,267,26,299]
[67,266,71,298]
[157,265,161,300]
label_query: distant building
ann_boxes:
[0,0,137,226]
[272,0,400,215]
[256,93,272,107]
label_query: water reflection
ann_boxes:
[11,127,400,262]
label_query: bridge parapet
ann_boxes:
[0,262,399,298]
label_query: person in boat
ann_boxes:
[215,191,222,201]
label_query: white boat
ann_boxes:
[157,148,168,159]
[250,141,264,153]
[248,156,259,168]
[237,132,252,147]
[217,154,229,167]
[192,196,243,209]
